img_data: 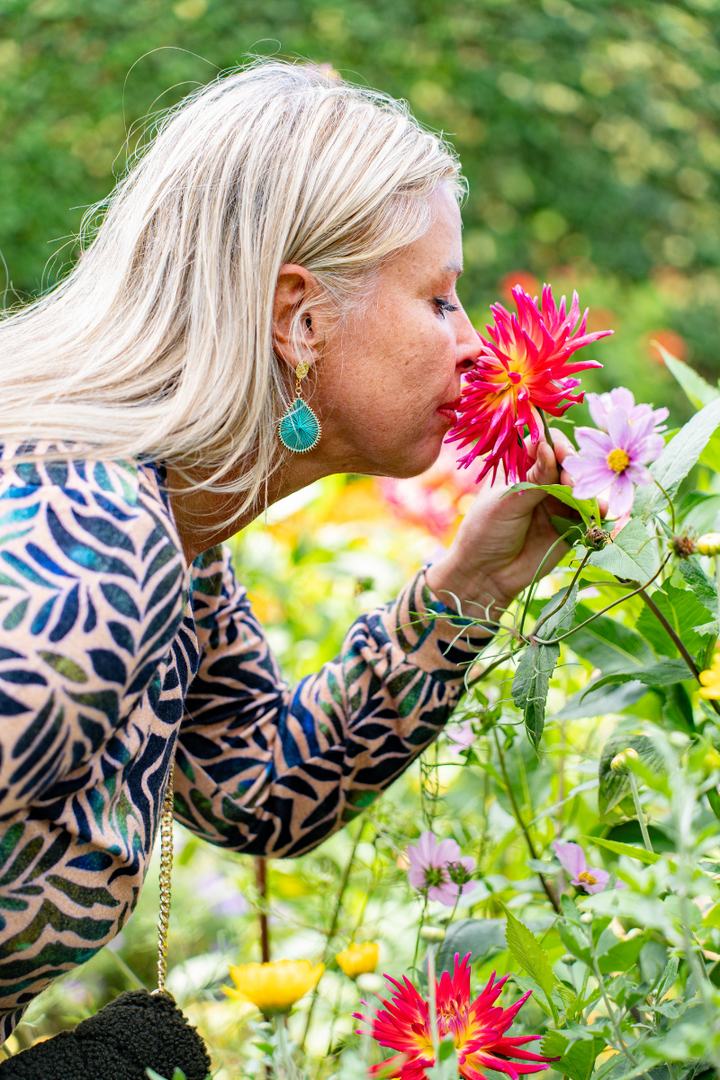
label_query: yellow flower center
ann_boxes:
[606,448,629,473]
[577,870,597,886]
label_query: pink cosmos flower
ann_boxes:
[446,720,475,758]
[406,831,477,906]
[447,284,611,485]
[358,953,557,1080]
[563,405,666,518]
[586,387,668,435]
[553,840,626,895]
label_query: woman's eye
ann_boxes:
[433,298,460,318]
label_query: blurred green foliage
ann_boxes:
[2,0,720,417]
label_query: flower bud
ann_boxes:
[697,532,720,556]
[610,747,640,773]
[580,912,594,924]
[672,534,697,558]
[560,953,577,966]
[584,525,610,551]
[419,925,446,942]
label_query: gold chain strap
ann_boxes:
[155,761,174,995]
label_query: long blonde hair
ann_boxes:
[0,60,463,523]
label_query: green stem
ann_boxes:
[531,551,590,638]
[427,949,440,1067]
[412,895,429,973]
[493,727,560,914]
[518,528,575,638]
[627,770,654,853]
[300,815,364,1051]
[540,409,555,452]
[591,955,638,1068]
[533,555,670,645]
[653,478,676,533]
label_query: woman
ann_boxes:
[0,60,571,1038]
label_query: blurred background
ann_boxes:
[3,0,720,420]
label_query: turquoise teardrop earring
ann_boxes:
[277,358,322,453]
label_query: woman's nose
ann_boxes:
[454,304,480,370]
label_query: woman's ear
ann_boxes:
[272,264,322,372]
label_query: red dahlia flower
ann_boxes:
[447,284,612,484]
[359,953,556,1080]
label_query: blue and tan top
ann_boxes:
[0,442,485,1040]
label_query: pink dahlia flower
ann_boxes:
[358,953,557,1080]
[563,405,666,518]
[553,840,626,895]
[379,443,477,538]
[447,284,611,484]
[406,830,476,906]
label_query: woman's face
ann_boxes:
[313,185,480,479]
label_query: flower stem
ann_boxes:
[493,727,560,914]
[412,895,429,972]
[300,814,364,1051]
[627,769,654,853]
[427,949,440,1067]
[255,856,270,964]
[539,409,555,452]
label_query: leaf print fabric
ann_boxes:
[0,444,487,1041]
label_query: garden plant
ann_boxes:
[3,283,719,1080]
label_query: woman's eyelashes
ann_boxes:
[433,297,460,318]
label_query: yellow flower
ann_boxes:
[699,651,720,700]
[697,532,720,556]
[222,959,324,1014]
[335,941,379,978]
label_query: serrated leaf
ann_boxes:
[513,583,579,746]
[580,658,691,698]
[587,517,660,581]
[503,908,559,1019]
[598,735,665,819]
[435,918,506,977]
[540,1031,605,1080]
[677,558,717,614]
[635,396,720,515]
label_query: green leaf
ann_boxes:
[677,558,717,614]
[598,734,665,819]
[505,482,596,525]
[568,605,655,673]
[583,835,661,866]
[550,679,648,721]
[513,583,578,746]
[597,932,648,974]
[503,907,559,1019]
[635,396,720,515]
[580,658,691,697]
[587,517,660,581]
[661,348,720,411]
[634,582,713,657]
[540,1031,605,1080]
[435,918,506,977]
[38,650,88,683]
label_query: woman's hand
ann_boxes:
[425,431,578,623]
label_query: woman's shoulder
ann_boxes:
[0,443,187,604]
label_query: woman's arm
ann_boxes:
[174,547,490,856]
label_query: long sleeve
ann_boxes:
[174,547,489,856]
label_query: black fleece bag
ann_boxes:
[0,988,212,1080]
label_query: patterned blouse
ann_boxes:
[0,443,486,1041]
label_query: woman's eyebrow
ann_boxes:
[443,260,463,278]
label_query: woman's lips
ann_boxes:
[437,398,461,423]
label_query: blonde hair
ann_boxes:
[0,60,463,524]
